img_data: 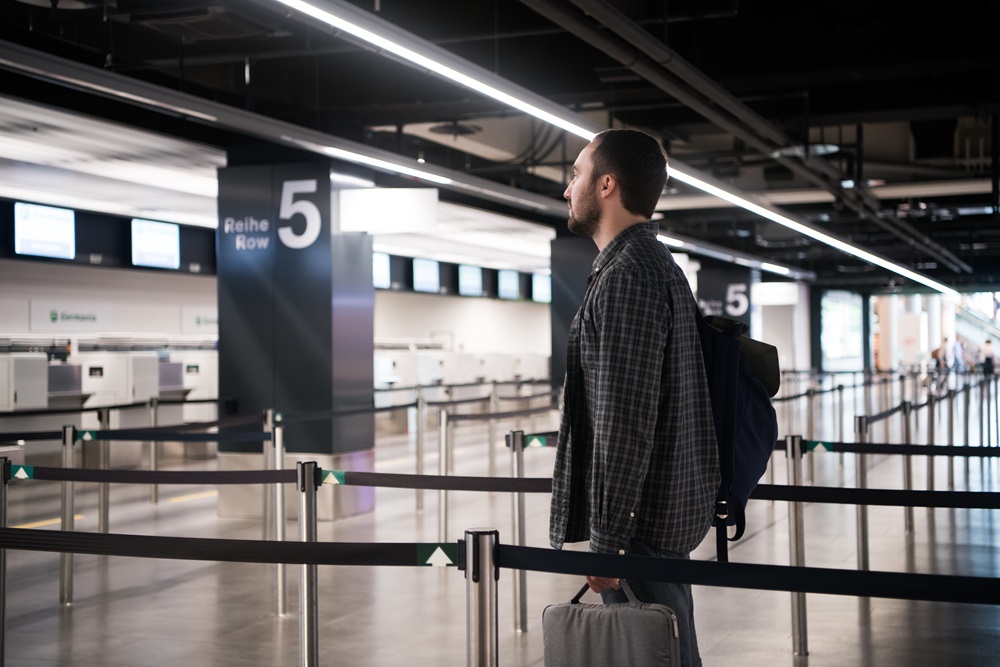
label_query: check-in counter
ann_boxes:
[0,353,50,464]
[74,351,159,468]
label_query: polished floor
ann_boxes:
[2,380,1000,666]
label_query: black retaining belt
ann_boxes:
[337,470,552,493]
[77,429,270,443]
[2,528,997,605]
[807,441,1000,456]
[0,415,263,445]
[0,430,62,442]
[425,396,491,408]
[280,403,418,424]
[496,545,1000,605]
[751,483,1000,510]
[449,404,554,423]
[0,527,448,567]
[23,466,296,485]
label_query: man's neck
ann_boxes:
[593,214,649,251]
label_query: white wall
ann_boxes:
[0,259,552,356]
[373,290,551,356]
[0,259,215,335]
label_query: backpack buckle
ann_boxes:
[714,500,728,521]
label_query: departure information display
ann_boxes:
[131,218,180,269]
[14,202,76,260]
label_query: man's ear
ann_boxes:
[598,174,618,200]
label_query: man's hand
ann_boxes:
[586,576,621,593]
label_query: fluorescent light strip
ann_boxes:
[670,170,960,300]
[330,172,375,188]
[274,0,597,141]
[274,1,956,297]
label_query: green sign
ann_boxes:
[526,435,549,448]
[321,470,346,486]
[417,543,459,567]
[807,440,832,452]
[11,465,33,480]
[78,430,96,442]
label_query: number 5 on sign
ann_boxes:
[278,179,322,249]
[725,283,749,317]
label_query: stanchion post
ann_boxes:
[947,390,955,490]
[439,410,449,543]
[487,382,498,478]
[0,456,8,666]
[901,401,914,533]
[964,383,972,483]
[881,378,890,443]
[415,390,425,512]
[274,416,287,618]
[837,384,845,468]
[927,393,936,492]
[805,389,815,484]
[60,425,75,606]
[297,461,319,667]
[263,409,275,541]
[979,380,986,447]
[98,407,110,534]
[785,435,808,656]
[148,397,159,504]
[854,416,870,571]
[508,430,528,633]
[465,528,499,667]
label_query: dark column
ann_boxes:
[217,162,374,455]
[549,236,597,395]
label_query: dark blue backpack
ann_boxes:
[697,315,780,563]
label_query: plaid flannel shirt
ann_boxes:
[549,222,719,556]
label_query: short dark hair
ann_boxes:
[589,129,668,219]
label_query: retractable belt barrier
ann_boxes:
[279,402,418,424]
[0,527,996,607]
[0,414,263,445]
[804,440,1000,456]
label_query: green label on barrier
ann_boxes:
[11,465,33,480]
[526,435,548,448]
[321,470,345,485]
[418,543,458,567]
[807,440,832,452]
[78,430,96,441]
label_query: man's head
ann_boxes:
[564,129,668,239]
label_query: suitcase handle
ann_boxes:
[570,580,640,605]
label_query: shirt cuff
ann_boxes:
[589,527,629,555]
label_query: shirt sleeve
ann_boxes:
[587,265,670,554]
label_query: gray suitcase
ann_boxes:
[542,580,680,666]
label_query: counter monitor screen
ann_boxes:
[14,202,76,260]
[532,273,552,303]
[131,219,180,269]
[458,264,483,297]
[373,252,391,289]
[412,257,440,293]
[498,269,520,300]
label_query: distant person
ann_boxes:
[953,337,966,372]
[931,338,949,371]
[982,339,995,377]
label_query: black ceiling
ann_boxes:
[1,0,998,291]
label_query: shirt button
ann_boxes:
[629,512,635,518]
[618,549,626,555]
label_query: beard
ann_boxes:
[567,181,600,238]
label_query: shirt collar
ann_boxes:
[591,221,658,274]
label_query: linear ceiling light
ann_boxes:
[669,169,961,300]
[657,234,812,281]
[270,0,960,299]
[273,0,597,141]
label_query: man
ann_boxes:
[549,129,718,667]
